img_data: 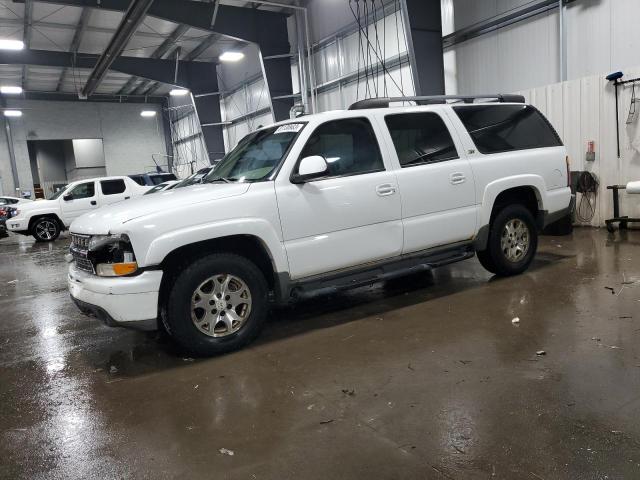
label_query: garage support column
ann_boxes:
[178,61,225,162]
[400,0,445,95]
[0,99,20,191]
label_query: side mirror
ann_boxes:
[291,155,328,184]
[63,194,73,201]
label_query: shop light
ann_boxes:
[4,110,22,117]
[169,88,189,96]
[140,110,157,117]
[219,51,244,62]
[1,86,22,94]
[0,40,24,50]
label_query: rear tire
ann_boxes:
[164,253,269,356]
[31,217,60,242]
[477,204,538,276]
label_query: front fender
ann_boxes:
[479,175,546,227]
[142,217,288,273]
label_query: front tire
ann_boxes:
[163,253,269,356]
[477,204,538,276]
[31,217,60,242]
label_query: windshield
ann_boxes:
[144,183,167,195]
[173,168,212,189]
[48,187,68,200]
[203,124,304,183]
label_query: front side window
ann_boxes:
[385,112,458,167]
[299,118,384,178]
[204,123,305,183]
[453,105,562,154]
[101,180,126,195]
[69,182,95,199]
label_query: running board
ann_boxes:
[291,245,475,300]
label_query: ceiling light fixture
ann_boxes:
[4,110,22,117]
[219,51,244,62]
[140,110,157,117]
[169,88,189,96]
[1,86,22,94]
[0,39,24,50]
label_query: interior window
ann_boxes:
[69,182,95,199]
[385,112,459,167]
[299,118,384,178]
[101,180,126,195]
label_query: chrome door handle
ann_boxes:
[450,172,466,185]
[376,183,397,196]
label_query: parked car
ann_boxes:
[0,205,14,238]
[144,180,179,195]
[129,172,177,186]
[7,176,149,242]
[0,196,32,206]
[68,95,574,356]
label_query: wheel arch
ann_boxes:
[158,234,279,304]
[475,179,545,251]
[28,213,65,232]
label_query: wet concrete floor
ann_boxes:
[1,228,639,479]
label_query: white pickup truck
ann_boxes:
[67,95,574,356]
[7,176,148,241]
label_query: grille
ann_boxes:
[74,256,94,273]
[70,234,94,273]
[71,233,90,250]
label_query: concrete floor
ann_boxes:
[0,229,639,479]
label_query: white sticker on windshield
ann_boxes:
[274,123,304,134]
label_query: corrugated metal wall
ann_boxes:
[220,5,414,151]
[516,66,640,226]
[446,0,640,94]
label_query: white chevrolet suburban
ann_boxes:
[7,176,148,241]
[67,95,574,356]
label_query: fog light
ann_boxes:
[96,262,138,277]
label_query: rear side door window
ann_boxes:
[100,179,127,196]
[384,112,459,167]
[453,105,562,154]
[299,118,384,179]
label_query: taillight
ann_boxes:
[566,155,571,187]
[0,208,7,217]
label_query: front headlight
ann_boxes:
[88,234,139,277]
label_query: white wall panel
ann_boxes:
[450,0,640,94]
[516,66,640,227]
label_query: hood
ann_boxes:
[16,198,58,213]
[70,183,251,235]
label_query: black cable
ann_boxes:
[575,171,599,223]
[350,0,364,100]
[394,0,404,95]
[352,0,406,97]
[372,0,383,96]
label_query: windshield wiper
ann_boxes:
[206,177,237,184]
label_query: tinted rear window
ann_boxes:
[453,105,562,154]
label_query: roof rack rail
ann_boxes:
[348,94,525,110]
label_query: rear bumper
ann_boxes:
[542,192,575,228]
[68,263,162,331]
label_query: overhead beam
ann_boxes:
[13,0,290,48]
[121,24,189,95]
[57,7,92,92]
[0,48,215,87]
[81,0,156,97]
[442,0,558,49]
